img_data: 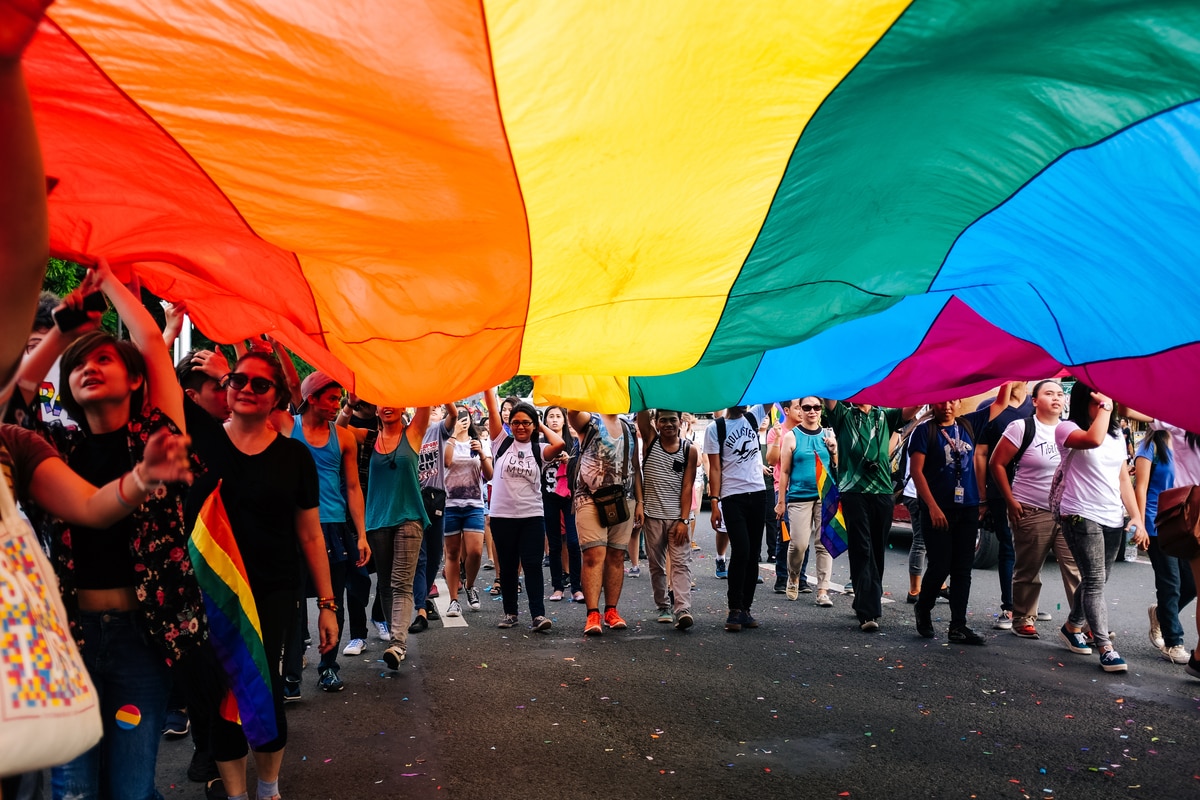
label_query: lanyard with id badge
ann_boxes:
[939,424,968,504]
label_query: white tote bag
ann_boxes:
[0,458,102,777]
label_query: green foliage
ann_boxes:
[498,374,533,399]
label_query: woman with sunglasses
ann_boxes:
[186,352,337,800]
[443,405,492,614]
[16,263,209,800]
[484,388,566,630]
[542,405,583,602]
[774,397,838,607]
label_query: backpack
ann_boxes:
[996,416,1036,485]
[715,411,757,465]
[496,433,543,470]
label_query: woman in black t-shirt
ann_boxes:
[187,351,333,800]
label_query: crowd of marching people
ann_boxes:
[3,24,1200,800]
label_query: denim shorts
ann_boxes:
[444,504,486,535]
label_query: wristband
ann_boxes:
[115,473,138,509]
[317,597,339,612]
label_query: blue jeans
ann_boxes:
[1060,515,1122,650]
[492,516,547,618]
[52,610,170,800]
[903,497,926,577]
[413,488,447,612]
[988,497,1015,611]
[1148,536,1198,648]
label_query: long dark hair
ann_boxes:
[1143,428,1172,464]
[454,405,482,440]
[59,331,147,427]
[1067,381,1118,438]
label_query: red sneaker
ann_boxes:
[584,611,603,636]
[603,608,627,630]
[1012,623,1039,639]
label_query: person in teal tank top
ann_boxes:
[340,405,432,668]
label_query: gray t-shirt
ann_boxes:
[417,420,453,490]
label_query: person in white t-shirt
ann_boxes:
[1053,382,1146,673]
[484,389,566,632]
[704,407,767,632]
[989,380,1080,639]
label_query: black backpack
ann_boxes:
[995,416,1037,485]
[715,411,757,465]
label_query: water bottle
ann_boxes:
[1125,524,1139,563]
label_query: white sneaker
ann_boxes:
[342,638,366,656]
[1161,643,1189,664]
[446,599,462,618]
[993,610,1013,630]
[374,620,391,642]
[1148,605,1165,650]
[1035,611,1053,621]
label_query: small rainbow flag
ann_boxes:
[815,454,848,559]
[188,482,277,747]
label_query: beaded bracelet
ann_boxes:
[316,597,339,612]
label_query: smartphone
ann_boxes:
[53,292,107,333]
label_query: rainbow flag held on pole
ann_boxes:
[815,454,848,559]
[187,482,277,747]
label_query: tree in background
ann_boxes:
[498,374,532,399]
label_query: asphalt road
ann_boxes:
[156,512,1200,799]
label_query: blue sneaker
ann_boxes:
[1059,625,1092,655]
[1099,648,1127,673]
[715,558,728,579]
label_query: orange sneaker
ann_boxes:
[584,611,603,636]
[604,608,628,630]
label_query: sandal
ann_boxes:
[489,580,501,596]
[572,591,585,603]
[549,590,564,601]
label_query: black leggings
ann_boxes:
[210,589,294,761]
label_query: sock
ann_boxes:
[604,605,616,613]
[587,608,599,615]
[257,778,279,799]
[227,794,248,800]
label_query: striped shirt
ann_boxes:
[642,436,690,520]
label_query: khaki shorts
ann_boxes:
[576,498,636,551]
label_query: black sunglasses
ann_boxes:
[800,404,822,412]
[222,372,275,395]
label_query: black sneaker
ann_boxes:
[162,708,190,739]
[283,678,301,703]
[205,778,227,800]
[674,609,694,630]
[948,626,987,646]
[425,598,441,621]
[1186,652,1200,680]
[318,666,345,692]
[915,606,935,639]
[773,576,787,594]
[740,611,759,629]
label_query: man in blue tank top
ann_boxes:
[280,372,369,695]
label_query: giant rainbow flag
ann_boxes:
[21,1,1200,428]
[187,482,277,748]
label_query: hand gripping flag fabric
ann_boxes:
[20,1,1200,430]
[187,482,277,748]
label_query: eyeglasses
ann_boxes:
[800,404,822,412]
[510,419,534,428]
[222,372,275,395]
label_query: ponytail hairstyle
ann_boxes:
[1067,381,1119,438]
